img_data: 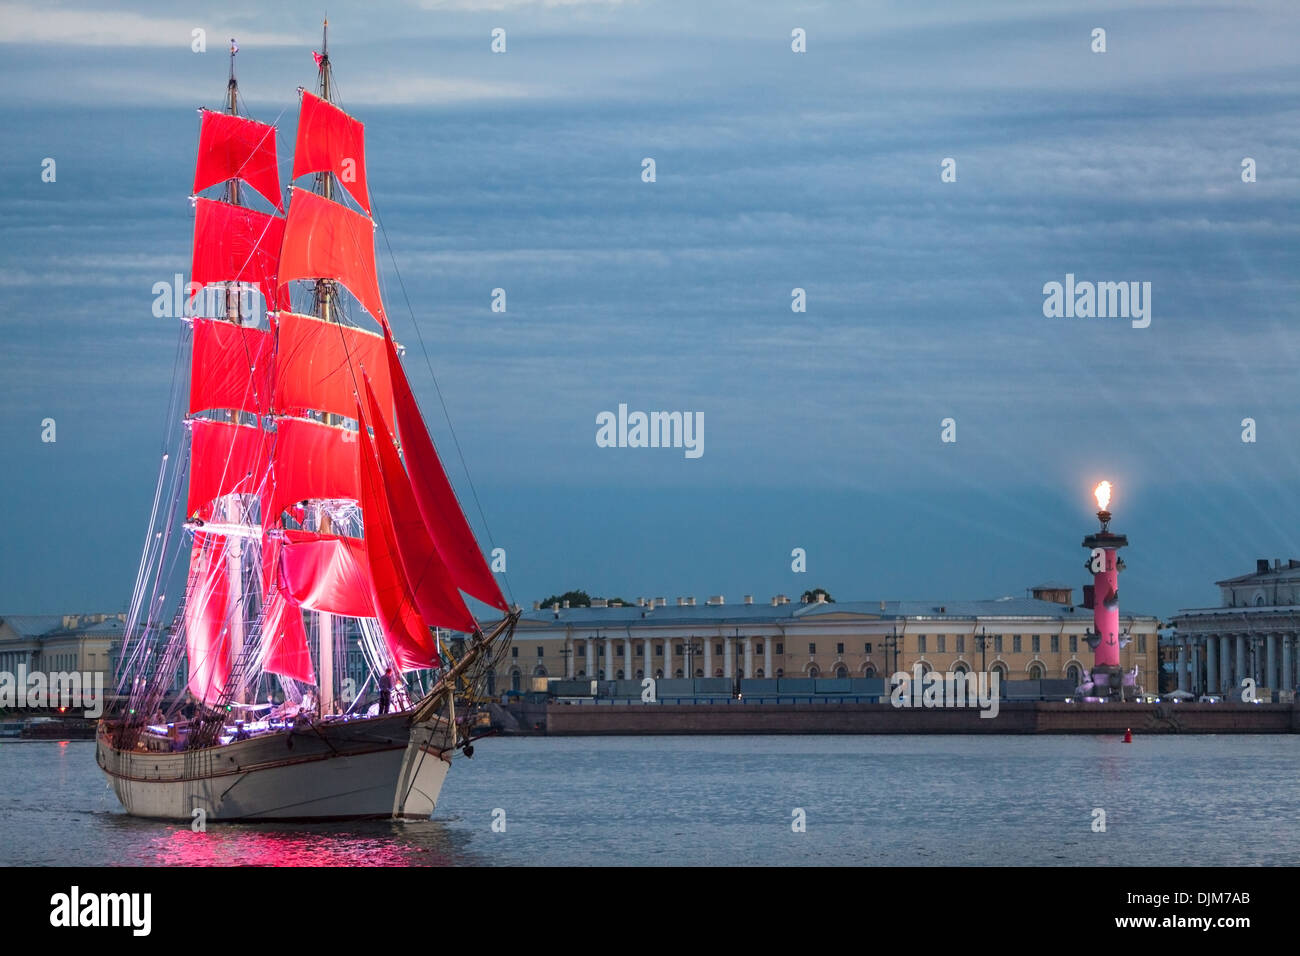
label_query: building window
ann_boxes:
[994,635,1003,652]
[956,635,965,653]
[775,643,784,655]
[616,645,624,657]
[655,644,663,657]
[1013,636,1022,653]
[1137,635,1147,652]
[937,635,946,653]
[836,642,844,655]
[1032,635,1040,653]
[918,635,926,653]
[598,644,605,656]
[756,641,764,654]
[511,646,518,658]
[1069,636,1078,653]
[808,643,816,655]
[1051,635,1060,653]
[715,643,722,655]
[864,642,872,654]
[537,646,544,658]
[636,645,644,657]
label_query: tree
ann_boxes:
[802,587,834,603]
[537,590,591,608]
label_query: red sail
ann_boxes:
[278,529,374,617]
[356,405,442,670]
[187,419,271,518]
[190,318,273,417]
[262,417,360,526]
[272,311,393,420]
[384,333,509,611]
[193,109,283,212]
[190,198,288,312]
[292,91,370,214]
[185,531,232,707]
[277,189,387,329]
[362,375,477,633]
[260,577,315,684]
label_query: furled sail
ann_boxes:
[292,91,370,214]
[184,531,232,706]
[277,188,388,328]
[189,318,273,417]
[192,109,283,212]
[190,198,288,312]
[383,332,509,611]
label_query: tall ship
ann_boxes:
[97,26,518,821]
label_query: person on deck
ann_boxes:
[378,667,394,715]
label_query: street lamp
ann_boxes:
[975,626,989,674]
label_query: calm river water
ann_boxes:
[1,735,1296,866]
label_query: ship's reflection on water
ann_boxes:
[102,813,480,866]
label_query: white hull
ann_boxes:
[96,713,453,821]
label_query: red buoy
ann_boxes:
[1123,728,1133,743]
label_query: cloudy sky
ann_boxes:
[2,0,1298,620]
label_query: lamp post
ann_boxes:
[882,626,902,677]
[975,626,989,674]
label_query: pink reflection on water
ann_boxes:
[150,822,469,867]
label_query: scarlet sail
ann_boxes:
[184,532,232,706]
[278,529,374,617]
[262,416,360,526]
[292,91,370,214]
[190,198,288,312]
[193,109,283,212]
[277,188,388,328]
[189,318,273,417]
[362,376,477,633]
[384,332,509,611]
[187,419,271,518]
[272,311,393,420]
[356,404,442,670]
[260,577,315,684]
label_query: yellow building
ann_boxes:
[489,587,1159,695]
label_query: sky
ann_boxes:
[1,0,1298,621]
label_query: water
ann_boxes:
[2,735,1296,866]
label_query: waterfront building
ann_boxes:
[491,586,1159,696]
[0,614,127,684]
[1169,559,1300,699]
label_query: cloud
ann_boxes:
[0,2,301,46]
[415,0,628,10]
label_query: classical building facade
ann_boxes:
[0,614,126,680]
[492,587,1160,695]
[1169,559,1300,697]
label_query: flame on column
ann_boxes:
[1094,481,1112,511]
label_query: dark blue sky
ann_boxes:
[2,0,1298,620]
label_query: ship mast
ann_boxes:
[223,37,247,702]
[313,18,338,716]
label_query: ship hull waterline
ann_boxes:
[96,712,454,822]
